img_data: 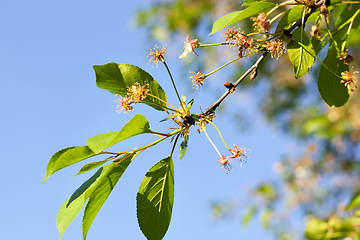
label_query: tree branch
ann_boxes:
[198,0,327,117]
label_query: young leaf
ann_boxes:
[43,146,96,182]
[82,154,134,240]
[318,44,349,107]
[186,98,194,110]
[137,156,174,240]
[179,135,189,160]
[287,28,316,79]
[57,166,108,239]
[93,63,167,111]
[87,114,150,154]
[210,2,275,35]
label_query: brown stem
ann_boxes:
[170,133,181,157]
[199,51,268,117]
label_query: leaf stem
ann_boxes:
[162,60,186,111]
[204,58,240,77]
[341,8,359,52]
[170,133,181,157]
[267,0,297,16]
[324,17,341,53]
[146,93,181,112]
[199,51,269,116]
[205,119,230,150]
[203,127,222,157]
[149,130,171,137]
[106,128,182,156]
[199,43,234,47]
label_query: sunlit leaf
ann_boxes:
[306,217,355,240]
[305,218,328,240]
[94,63,167,111]
[57,166,108,239]
[287,28,315,79]
[210,2,275,35]
[43,146,96,182]
[137,156,174,240]
[87,114,150,154]
[82,154,134,240]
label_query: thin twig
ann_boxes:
[199,51,268,117]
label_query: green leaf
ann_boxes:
[137,157,174,240]
[74,159,112,176]
[346,190,360,210]
[306,218,355,240]
[318,44,349,107]
[93,63,167,111]
[67,167,106,207]
[82,154,133,240]
[57,166,108,239]
[277,5,304,30]
[311,32,330,54]
[43,146,96,182]
[243,0,269,6]
[179,135,188,160]
[305,218,329,240]
[87,114,150,154]
[242,206,257,227]
[186,98,194,110]
[210,2,275,35]
[287,28,316,79]
[277,5,320,30]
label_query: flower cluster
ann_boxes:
[218,155,233,171]
[222,27,239,44]
[115,95,133,113]
[222,28,254,57]
[237,31,254,58]
[115,83,149,113]
[251,12,272,32]
[127,83,149,101]
[190,70,205,90]
[217,145,250,172]
[341,69,358,92]
[266,39,286,59]
[229,145,250,167]
[179,36,199,59]
[147,45,166,65]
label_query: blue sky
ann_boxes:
[1,1,295,239]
